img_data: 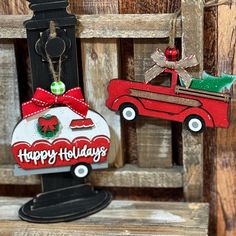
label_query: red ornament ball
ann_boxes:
[165,46,179,61]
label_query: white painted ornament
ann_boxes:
[11,106,111,178]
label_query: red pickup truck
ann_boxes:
[106,69,230,133]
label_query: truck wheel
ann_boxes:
[71,163,91,178]
[185,115,205,133]
[120,104,138,121]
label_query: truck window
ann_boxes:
[148,72,172,87]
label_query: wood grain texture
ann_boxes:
[197,11,218,219]
[81,39,122,166]
[119,0,181,14]
[0,165,40,185]
[88,164,183,188]
[130,89,202,107]
[0,42,21,164]
[134,40,172,168]
[216,4,236,236]
[203,6,218,75]
[0,164,183,188]
[119,38,138,164]
[0,0,30,15]
[181,0,204,202]
[79,0,123,167]
[0,197,209,236]
[0,14,182,39]
[69,0,118,14]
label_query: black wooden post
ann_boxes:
[18,0,111,223]
[24,0,84,192]
[25,0,79,90]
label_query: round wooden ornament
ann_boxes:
[12,106,110,177]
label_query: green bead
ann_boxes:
[50,81,66,95]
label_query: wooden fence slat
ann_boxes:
[0,198,209,236]
[216,4,236,236]
[181,0,204,202]
[79,0,124,168]
[0,164,183,188]
[0,42,21,165]
[0,0,30,15]
[119,0,181,14]
[0,14,182,39]
[81,39,123,167]
[134,40,172,168]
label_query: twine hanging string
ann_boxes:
[47,21,62,82]
[168,9,181,49]
[168,0,235,46]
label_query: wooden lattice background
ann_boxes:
[0,0,235,235]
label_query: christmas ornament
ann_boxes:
[12,89,110,177]
[13,87,110,184]
[106,47,232,133]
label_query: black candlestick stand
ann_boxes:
[18,0,111,223]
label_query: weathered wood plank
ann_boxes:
[0,42,21,164]
[0,164,183,188]
[119,0,181,14]
[119,39,138,164]
[89,164,183,188]
[203,4,218,235]
[216,4,236,236]
[69,0,118,14]
[0,0,30,15]
[181,0,204,202]
[118,3,137,165]
[128,2,175,169]
[134,40,172,168]
[0,165,40,185]
[81,39,123,167]
[0,14,182,39]
[0,197,209,236]
[79,1,123,168]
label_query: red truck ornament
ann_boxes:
[106,48,233,133]
[106,70,231,133]
[106,48,236,133]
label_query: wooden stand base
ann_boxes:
[18,184,112,223]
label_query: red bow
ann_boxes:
[38,116,59,133]
[22,87,89,118]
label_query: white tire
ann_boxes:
[72,164,90,178]
[121,105,137,121]
[186,116,205,133]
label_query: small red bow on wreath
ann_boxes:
[38,116,59,133]
[22,87,89,118]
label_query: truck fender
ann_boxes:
[180,107,214,127]
[111,96,145,113]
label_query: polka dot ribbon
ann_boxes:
[22,87,89,119]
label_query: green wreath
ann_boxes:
[37,115,60,138]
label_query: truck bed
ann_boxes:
[175,85,230,102]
